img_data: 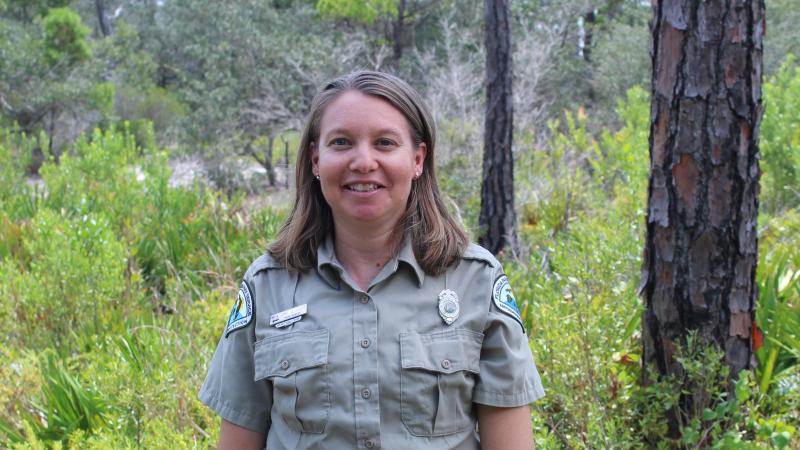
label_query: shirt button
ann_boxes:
[365,439,375,448]
[360,338,371,348]
[361,388,371,399]
[441,359,452,369]
[359,295,369,304]
[280,360,290,370]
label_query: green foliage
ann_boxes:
[3,0,69,21]
[0,123,290,447]
[24,351,107,443]
[115,86,185,137]
[760,55,800,213]
[316,0,397,24]
[754,209,800,423]
[632,335,796,449]
[1,207,127,348]
[89,82,114,118]
[41,8,91,67]
[0,128,41,223]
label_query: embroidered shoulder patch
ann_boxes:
[225,281,253,337]
[492,274,524,329]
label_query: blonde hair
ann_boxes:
[268,70,468,275]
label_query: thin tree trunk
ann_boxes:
[479,0,517,255]
[391,0,407,63]
[265,135,276,187]
[640,0,764,438]
[96,0,112,37]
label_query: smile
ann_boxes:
[346,183,382,192]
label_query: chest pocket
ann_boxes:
[254,329,330,434]
[399,329,484,436]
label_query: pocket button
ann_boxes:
[441,359,452,370]
[280,360,290,370]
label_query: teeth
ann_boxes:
[349,183,379,192]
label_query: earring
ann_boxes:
[315,174,320,181]
[414,171,421,180]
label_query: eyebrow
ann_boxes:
[323,128,405,140]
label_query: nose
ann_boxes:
[349,141,378,173]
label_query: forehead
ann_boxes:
[319,90,411,136]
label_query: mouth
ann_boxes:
[345,183,382,192]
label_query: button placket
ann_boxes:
[352,289,380,450]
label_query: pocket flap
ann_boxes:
[254,329,329,380]
[400,329,483,374]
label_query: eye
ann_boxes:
[329,137,350,147]
[376,138,396,147]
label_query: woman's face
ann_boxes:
[311,90,426,233]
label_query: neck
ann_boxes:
[333,222,400,291]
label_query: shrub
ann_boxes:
[761,55,800,213]
[41,8,91,67]
[0,208,127,348]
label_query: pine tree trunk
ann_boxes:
[479,0,517,255]
[641,0,764,437]
[96,0,112,37]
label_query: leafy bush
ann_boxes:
[760,56,800,213]
[0,207,127,348]
[41,8,91,67]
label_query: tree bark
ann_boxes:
[479,0,517,255]
[641,0,764,438]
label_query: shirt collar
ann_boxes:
[316,234,425,289]
[316,235,342,290]
[396,236,425,288]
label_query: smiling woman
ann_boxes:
[198,71,545,450]
[312,90,426,262]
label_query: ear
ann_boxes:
[310,141,320,176]
[414,142,427,175]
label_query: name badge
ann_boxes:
[270,304,308,326]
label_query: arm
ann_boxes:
[477,404,534,450]
[219,419,266,450]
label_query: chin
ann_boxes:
[339,208,402,227]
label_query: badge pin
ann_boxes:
[438,289,460,325]
[270,304,308,327]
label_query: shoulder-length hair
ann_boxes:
[268,70,468,276]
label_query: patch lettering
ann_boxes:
[492,274,524,329]
[225,281,253,337]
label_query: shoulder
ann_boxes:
[461,242,501,270]
[243,252,285,281]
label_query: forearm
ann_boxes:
[219,419,266,450]
[477,404,534,450]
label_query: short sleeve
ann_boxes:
[473,267,545,407]
[198,278,272,433]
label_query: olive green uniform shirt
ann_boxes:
[199,237,544,449]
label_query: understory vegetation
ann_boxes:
[0,57,798,448]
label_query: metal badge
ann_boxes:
[438,289,460,325]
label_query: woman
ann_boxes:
[200,71,544,450]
